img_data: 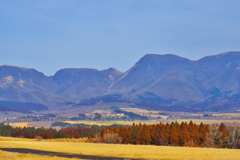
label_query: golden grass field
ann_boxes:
[8,121,55,128]
[0,150,82,160]
[8,122,29,128]
[0,136,88,143]
[1,137,240,160]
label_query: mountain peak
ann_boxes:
[140,53,182,60]
[219,51,240,56]
[55,68,98,73]
[136,53,192,67]
[200,51,240,60]
[101,68,123,81]
[1,65,33,70]
[101,67,122,73]
[1,51,240,112]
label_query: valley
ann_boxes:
[3,107,240,129]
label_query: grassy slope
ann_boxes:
[1,137,240,160]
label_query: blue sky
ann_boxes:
[0,0,240,76]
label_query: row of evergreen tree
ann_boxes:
[0,123,101,139]
[0,121,240,148]
[91,121,240,148]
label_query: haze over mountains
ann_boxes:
[1,51,240,113]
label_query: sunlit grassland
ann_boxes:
[1,137,240,160]
[0,150,82,160]
[8,121,53,128]
[120,108,169,119]
[0,136,34,141]
[9,122,29,128]
[0,136,88,143]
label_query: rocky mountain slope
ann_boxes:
[109,54,206,103]
[52,68,123,101]
[1,51,240,112]
[0,65,123,110]
[0,65,67,108]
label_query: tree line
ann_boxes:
[0,123,101,139]
[0,121,240,149]
[89,121,240,149]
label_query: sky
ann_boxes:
[0,0,240,76]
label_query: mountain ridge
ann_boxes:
[1,51,240,112]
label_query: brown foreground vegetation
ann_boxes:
[90,121,240,149]
[1,121,240,149]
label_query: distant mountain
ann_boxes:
[0,104,31,113]
[1,51,240,112]
[0,101,48,113]
[104,51,240,111]
[52,68,123,101]
[197,51,240,96]
[109,54,206,103]
[0,65,67,108]
[0,65,123,110]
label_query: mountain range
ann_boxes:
[1,51,240,113]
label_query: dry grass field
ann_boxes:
[0,150,82,160]
[8,121,54,128]
[120,108,160,114]
[1,137,240,160]
[121,108,169,119]
[212,113,240,118]
[174,119,240,124]
[64,118,240,126]
[0,136,88,143]
[8,122,29,128]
